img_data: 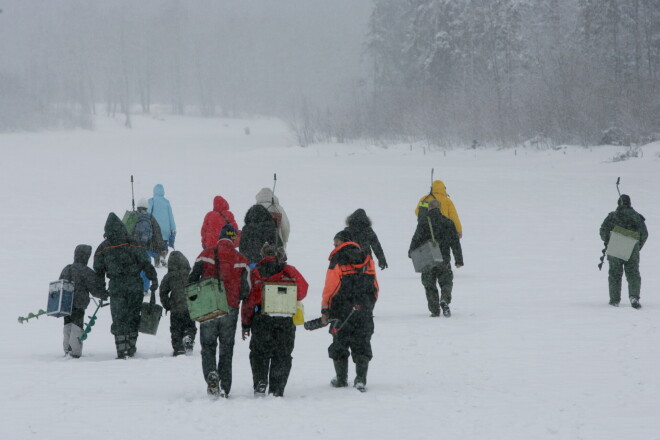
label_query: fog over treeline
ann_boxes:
[1,0,659,146]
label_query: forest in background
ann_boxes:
[0,0,658,147]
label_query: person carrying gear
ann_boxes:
[321,229,379,392]
[94,213,158,359]
[599,194,648,308]
[415,180,463,238]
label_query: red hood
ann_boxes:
[213,195,229,212]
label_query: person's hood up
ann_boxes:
[104,212,129,244]
[255,188,279,206]
[257,256,285,279]
[167,250,191,273]
[431,180,448,197]
[346,208,371,229]
[244,204,274,225]
[153,184,165,198]
[329,242,365,265]
[213,195,229,212]
[74,244,92,265]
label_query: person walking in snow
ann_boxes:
[255,187,290,248]
[159,250,197,356]
[321,229,379,392]
[59,244,106,358]
[94,213,158,359]
[189,224,250,399]
[134,198,166,294]
[241,243,308,397]
[239,204,278,267]
[344,208,388,270]
[599,194,648,308]
[148,184,177,267]
[409,199,463,317]
[200,195,239,249]
[415,179,463,238]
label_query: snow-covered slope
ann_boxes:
[1,115,658,440]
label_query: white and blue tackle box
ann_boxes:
[47,280,74,317]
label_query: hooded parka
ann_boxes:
[345,209,387,269]
[255,188,291,248]
[239,204,278,264]
[415,180,462,237]
[94,213,158,357]
[201,196,239,249]
[148,184,177,242]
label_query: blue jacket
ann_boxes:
[148,184,176,240]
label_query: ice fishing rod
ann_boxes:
[598,177,622,271]
[130,175,135,211]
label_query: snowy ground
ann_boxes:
[1,114,658,440]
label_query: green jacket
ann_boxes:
[94,213,158,294]
[159,251,191,313]
[600,206,648,249]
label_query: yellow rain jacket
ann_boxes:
[414,180,462,237]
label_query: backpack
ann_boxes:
[134,212,153,244]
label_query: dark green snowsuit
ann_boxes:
[159,251,197,355]
[94,213,158,358]
[409,209,463,315]
[600,200,648,304]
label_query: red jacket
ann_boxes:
[189,239,250,309]
[241,256,308,326]
[200,196,239,249]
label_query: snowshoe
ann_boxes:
[440,301,451,317]
[207,371,220,400]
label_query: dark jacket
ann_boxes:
[345,209,387,267]
[94,213,158,294]
[409,209,464,266]
[239,204,278,264]
[321,242,379,320]
[159,251,191,313]
[59,244,105,310]
[600,206,648,249]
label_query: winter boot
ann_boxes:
[354,355,369,392]
[69,324,84,358]
[331,358,349,388]
[609,300,619,307]
[207,371,220,400]
[440,301,451,317]
[183,335,194,355]
[127,332,138,357]
[630,298,642,309]
[115,334,130,359]
[254,381,267,397]
[160,256,168,268]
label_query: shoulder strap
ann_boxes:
[427,217,437,245]
[213,246,224,282]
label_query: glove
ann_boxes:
[161,298,171,311]
[379,261,388,270]
[321,309,330,326]
[100,290,110,301]
[242,328,251,341]
[150,283,158,293]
